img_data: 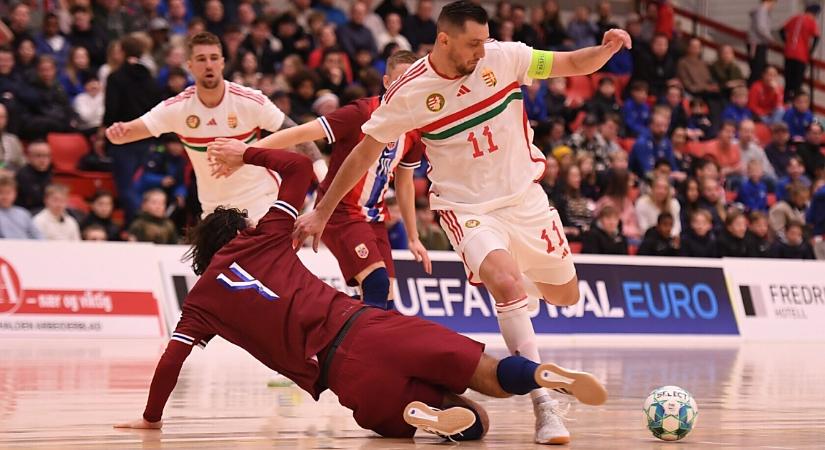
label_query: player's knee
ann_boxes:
[361,267,390,309]
[488,272,523,302]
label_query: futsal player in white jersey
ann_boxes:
[293,1,631,444]
[105,32,324,223]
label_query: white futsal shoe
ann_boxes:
[533,363,609,444]
[403,401,476,440]
[534,398,571,445]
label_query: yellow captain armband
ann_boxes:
[527,49,554,79]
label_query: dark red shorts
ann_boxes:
[326,309,485,438]
[322,218,395,286]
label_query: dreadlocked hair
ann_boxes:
[183,207,249,275]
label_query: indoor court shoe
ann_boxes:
[403,401,476,440]
[535,363,608,406]
[534,399,571,445]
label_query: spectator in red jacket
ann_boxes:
[780,4,821,100]
[748,65,784,124]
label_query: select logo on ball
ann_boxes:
[643,385,698,441]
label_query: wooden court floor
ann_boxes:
[1,337,823,449]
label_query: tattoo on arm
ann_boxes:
[279,116,324,161]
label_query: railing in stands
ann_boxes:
[670,5,825,114]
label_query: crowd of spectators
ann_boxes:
[0,0,823,260]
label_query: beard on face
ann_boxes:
[199,73,221,89]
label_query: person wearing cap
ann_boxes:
[780,4,821,100]
[148,17,171,67]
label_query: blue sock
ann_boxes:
[496,355,541,395]
[361,267,390,309]
[449,407,483,441]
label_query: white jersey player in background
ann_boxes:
[105,32,324,223]
[292,1,631,444]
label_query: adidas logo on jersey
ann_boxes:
[207,118,217,126]
[457,85,471,97]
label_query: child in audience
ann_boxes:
[638,212,679,256]
[582,205,629,255]
[680,209,717,257]
[782,91,814,141]
[717,209,749,257]
[0,174,41,239]
[127,189,178,244]
[745,211,771,257]
[33,184,81,241]
[770,221,815,259]
[737,159,769,212]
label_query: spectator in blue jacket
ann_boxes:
[808,180,825,238]
[34,13,70,70]
[630,112,674,179]
[737,159,769,212]
[522,79,548,124]
[721,86,752,126]
[623,80,651,138]
[133,136,187,209]
[783,91,814,141]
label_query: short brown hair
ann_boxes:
[386,50,418,73]
[120,35,146,58]
[0,174,16,189]
[44,184,69,198]
[186,32,222,58]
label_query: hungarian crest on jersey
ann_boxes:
[481,68,497,87]
[426,93,445,112]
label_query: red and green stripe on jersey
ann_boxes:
[419,81,523,140]
[177,128,260,152]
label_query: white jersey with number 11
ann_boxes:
[362,40,548,215]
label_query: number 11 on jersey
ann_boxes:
[467,125,498,158]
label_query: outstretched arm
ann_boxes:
[114,340,194,429]
[293,135,386,250]
[105,118,153,145]
[395,167,432,274]
[207,119,326,179]
[244,147,314,210]
[532,29,632,79]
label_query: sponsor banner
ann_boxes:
[724,258,825,340]
[0,241,166,337]
[390,253,739,335]
[153,248,737,336]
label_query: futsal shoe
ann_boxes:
[534,363,608,406]
[403,401,476,440]
[534,398,571,445]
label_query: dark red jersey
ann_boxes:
[316,96,424,223]
[142,147,362,422]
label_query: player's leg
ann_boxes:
[353,262,391,309]
[322,219,392,309]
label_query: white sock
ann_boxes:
[495,296,550,403]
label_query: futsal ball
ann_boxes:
[643,385,698,441]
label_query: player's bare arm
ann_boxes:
[279,115,324,163]
[538,29,632,79]
[395,167,432,274]
[207,120,325,177]
[104,119,153,145]
[293,135,385,251]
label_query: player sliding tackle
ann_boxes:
[207,51,430,311]
[114,149,607,442]
[287,1,631,444]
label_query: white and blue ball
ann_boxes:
[643,385,698,441]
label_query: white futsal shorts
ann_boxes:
[438,183,577,286]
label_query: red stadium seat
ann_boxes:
[686,139,717,158]
[47,133,90,173]
[67,194,90,214]
[566,75,594,105]
[619,138,636,152]
[54,172,116,200]
[569,241,583,254]
[569,110,587,132]
[754,122,772,147]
